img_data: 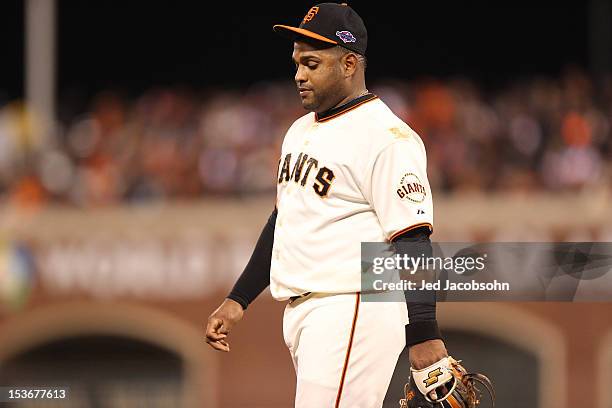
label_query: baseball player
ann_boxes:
[206,3,450,407]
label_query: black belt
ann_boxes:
[289,292,312,303]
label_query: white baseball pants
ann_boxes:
[283,292,408,408]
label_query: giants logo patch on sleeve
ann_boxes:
[397,173,426,203]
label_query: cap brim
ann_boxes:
[273,25,337,45]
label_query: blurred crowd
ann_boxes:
[0,68,611,208]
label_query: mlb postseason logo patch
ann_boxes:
[335,30,356,43]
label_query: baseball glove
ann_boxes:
[399,356,495,408]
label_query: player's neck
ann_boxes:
[316,88,371,118]
[330,88,370,111]
[315,89,375,122]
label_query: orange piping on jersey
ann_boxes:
[316,95,379,123]
[334,293,360,408]
[388,222,433,242]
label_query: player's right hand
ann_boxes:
[205,298,244,352]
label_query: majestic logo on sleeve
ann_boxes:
[278,152,335,198]
[397,173,426,203]
[336,30,356,43]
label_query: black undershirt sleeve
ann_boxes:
[392,226,443,346]
[226,208,277,310]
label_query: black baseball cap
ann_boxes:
[273,3,367,56]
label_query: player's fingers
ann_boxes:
[206,338,230,352]
[205,322,227,340]
[206,340,227,352]
[206,331,227,341]
[205,318,227,340]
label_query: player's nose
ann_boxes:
[294,65,307,84]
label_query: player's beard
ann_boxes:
[301,71,347,113]
[302,82,345,113]
[299,91,319,111]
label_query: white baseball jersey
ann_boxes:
[271,94,433,300]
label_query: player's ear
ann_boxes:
[342,52,359,78]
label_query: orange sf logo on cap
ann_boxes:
[302,6,319,24]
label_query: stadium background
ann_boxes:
[1,1,612,407]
